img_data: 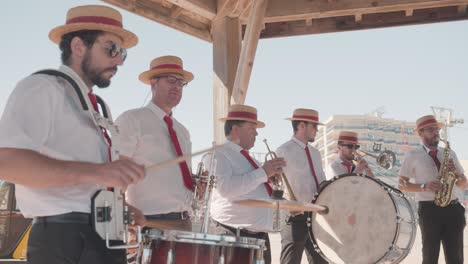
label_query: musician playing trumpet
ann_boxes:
[276,108,328,264]
[208,104,286,264]
[326,131,374,179]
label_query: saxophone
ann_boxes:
[434,140,459,207]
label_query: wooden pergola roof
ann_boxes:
[101,0,468,142]
[102,0,468,42]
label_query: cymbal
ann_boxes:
[234,198,327,213]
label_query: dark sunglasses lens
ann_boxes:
[109,44,127,61]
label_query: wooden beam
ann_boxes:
[457,4,467,14]
[212,17,241,143]
[264,0,468,23]
[165,0,216,20]
[232,0,268,104]
[100,0,212,42]
[260,6,468,38]
[170,6,184,19]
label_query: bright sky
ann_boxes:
[2,0,467,164]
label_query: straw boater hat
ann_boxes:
[416,115,444,132]
[338,131,359,145]
[219,104,265,128]
[286,108,324,125]
[49,5,138,48]
[139,56,194,84]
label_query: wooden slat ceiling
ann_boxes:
[101,0,468,42]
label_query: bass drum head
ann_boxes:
[310,174,397,264]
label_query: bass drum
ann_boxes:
[307,174,416,264]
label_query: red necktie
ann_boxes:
[304,146,320,190]
[88,93,114,192]
[163,116,194,191]
[240,149,273,196]
[88,93,112,162]
[342,161,352,174]
[429,149,441,171]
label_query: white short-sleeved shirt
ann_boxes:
[276,137,326,202]
[0,65,108,217]
[399,145,465,202]
[115,103,192,214]
[326,157,353,179]
[209,141,273,232]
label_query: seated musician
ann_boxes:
[208,104,286,264]
[326,131,374,179]
[115,55,195,231]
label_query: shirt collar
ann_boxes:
[225,140,244,153]
[422,145,438,154]
[146,102,170,120]
[291,136,307,149]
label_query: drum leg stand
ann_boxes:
[167,241,175,264]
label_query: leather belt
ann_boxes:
[213,220,262,235]
[146,211,189,220]
[33,212,91,225]
[419,199,459,206]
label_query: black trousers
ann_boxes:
[280,214,328,264]
[211,220,271,264]
[418,201,466,264]
[27,222,126,264]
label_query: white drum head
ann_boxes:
[311,175,397,264]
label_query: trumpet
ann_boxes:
[355,149,396,170]
[263,139,298,201]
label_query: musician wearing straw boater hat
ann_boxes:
[275,108,328,264]
[399,115,466,264]
[326,131,374,179]
[0,5,144,264]
[115,55,195,231]
[208,104,286,264]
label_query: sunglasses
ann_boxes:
[102,42,127,61]
[157,75,188,87]
[340,144,360,150]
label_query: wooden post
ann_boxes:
[232,0,268,104]
[212,17,242,144]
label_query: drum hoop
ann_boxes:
[144,229,265,249]
[307,173,415,263]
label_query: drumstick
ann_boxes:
[146,146,217,173]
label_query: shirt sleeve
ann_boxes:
[114,111,139,158]
[399,151,415,179]
[0,75,56,151]
[214,151,268,199]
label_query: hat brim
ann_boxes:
[139,68,194,84]
[219,117,265,128]
[285,117,324,125]
[415,122,445,134]
[49,23,138,48]
[338,139,359,144]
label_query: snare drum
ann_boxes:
[307,174,416,264]
[138,229,266,264]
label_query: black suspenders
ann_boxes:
[33,69,108,118]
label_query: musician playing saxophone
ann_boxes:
[276,108,328,264]
[398,115,467,264]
